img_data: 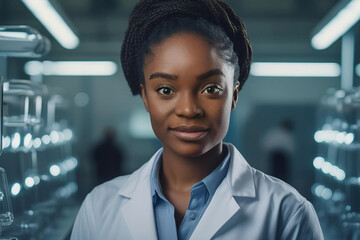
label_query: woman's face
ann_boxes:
[141,32,239,158]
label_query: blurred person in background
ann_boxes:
[262,119,295,182]
[93,127,124,184]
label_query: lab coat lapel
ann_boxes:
[189,179,240,240]
[189,143,256,240]
[121,180,157,240]
[118,150,161,240]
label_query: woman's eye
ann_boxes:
[203,85,221,94]
[157,87,174,95]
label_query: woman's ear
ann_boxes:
[231,82,240,111]
[140,84,150,112]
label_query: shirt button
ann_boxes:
[189,212,197,220]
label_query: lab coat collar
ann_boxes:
[116,143,256,240]
[117,148,161,240]
[117,148,161,198]
[225,142,256,198]
[117,144,256,199]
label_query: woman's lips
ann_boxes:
[169,126,209,141]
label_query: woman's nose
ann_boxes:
[174,92,203,118]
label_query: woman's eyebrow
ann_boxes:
[149,72,178,80]
[197,69,224,80]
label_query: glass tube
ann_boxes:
[0,25,50,58]
[3,79,44,128]
[0,168,14,227]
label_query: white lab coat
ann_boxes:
[71,143,324,240]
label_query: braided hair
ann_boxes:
[121,0,252,95]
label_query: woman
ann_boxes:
[71,0,324,239]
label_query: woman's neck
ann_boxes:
[160,142,225,192]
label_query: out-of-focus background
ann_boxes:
[0,0,359,239]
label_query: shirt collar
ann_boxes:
[201,145,230,197]
[150,145,230,204]
[149,152,161,204]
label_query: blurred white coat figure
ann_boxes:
[261,119,295,182]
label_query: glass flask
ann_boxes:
[3,79,44,129]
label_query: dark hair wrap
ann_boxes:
[121,0,252,95]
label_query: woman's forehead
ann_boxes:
[145,33,224,69]
[143,33,235,85]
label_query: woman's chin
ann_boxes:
[164,141,221,159]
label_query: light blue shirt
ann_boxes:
[150,145,230,240]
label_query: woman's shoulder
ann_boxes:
[243,169,310,227]
[87,156,156,203]
[92,175,130,196]
[84,175,132,211]
[227,143,306,206]
[252,167,306,204]
[227,143,305,204]
[250,168,323,238]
